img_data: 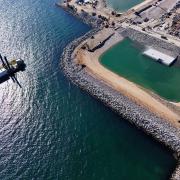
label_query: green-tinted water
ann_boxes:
[100,38,180,102]
[106,0,143,11]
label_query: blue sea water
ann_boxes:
[0,0,176,179]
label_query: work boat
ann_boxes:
[0,54,26,87]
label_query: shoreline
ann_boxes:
[58,1,180,179]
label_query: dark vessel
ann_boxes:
[0,53,26,87]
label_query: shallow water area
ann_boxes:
[106,0,143,11]
[0,0,177,179]
[100,38,180,102]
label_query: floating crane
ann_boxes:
[0,53,26,87]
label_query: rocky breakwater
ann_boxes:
[59,5,180,180]
[56,2,103,28]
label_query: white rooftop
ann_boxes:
[143,48,176,66]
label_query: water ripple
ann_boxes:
[0,0,176,179]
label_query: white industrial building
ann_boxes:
[143,48,177,66]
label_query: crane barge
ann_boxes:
[0,53,26,87]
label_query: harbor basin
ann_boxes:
[100,38,180,102]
